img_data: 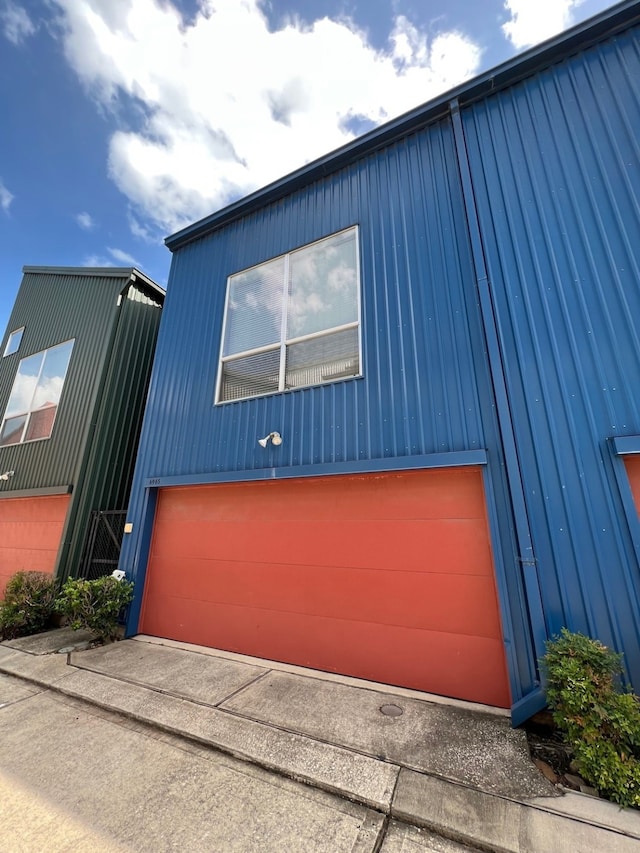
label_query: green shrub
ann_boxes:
[542,628,640,807]
[56,575,134,642]
[0,571,59,640]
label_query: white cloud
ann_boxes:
[0,178,14,213]
[84,246,141,267]
[502,0,583,49]
[107,246,140,265]
[1,1,35,45]
[127,212,160,244]
[51,0,481,233]
[75,211,95,229]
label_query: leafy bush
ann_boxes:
[542,628,640,807]
[56,575,134,642]
[0,571,59,640]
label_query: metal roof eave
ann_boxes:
[23,265,141,277]
[21,266,165,300]
[166,0,640,253]
[126,269,166,301]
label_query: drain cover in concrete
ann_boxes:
[380,704,404,717]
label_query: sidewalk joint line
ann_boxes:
[213,668,274,708]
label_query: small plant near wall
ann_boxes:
[0,571,59,640]
[56,575,134,643]
[542,628,640,808]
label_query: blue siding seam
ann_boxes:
[450,98,547,693]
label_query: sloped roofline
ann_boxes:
[22,266,165,300]
[166,0,639,252]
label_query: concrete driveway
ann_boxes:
[1,632,639,852]
[0,674,481,852]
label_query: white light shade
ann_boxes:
[258,431,282,448]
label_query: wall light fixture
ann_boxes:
[258,431,282,448]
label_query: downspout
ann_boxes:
[449,98,548,717]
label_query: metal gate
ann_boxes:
[79,510,126,580]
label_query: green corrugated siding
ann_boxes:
[60,281,163,580]
[0,268,164,582]
[0,269,128,491]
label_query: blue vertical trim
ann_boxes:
[125,486,158,636]
[480,465,520,700]
[511,687,547,726]
[450,99,548,689]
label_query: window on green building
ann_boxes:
[0,339,74,446]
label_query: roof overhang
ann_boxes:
[21,266,165,301]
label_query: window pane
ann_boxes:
[0,340,74,445]
[4,352,43,418]
[287,229,358,339]
[285,327,359,389]
[31,341,74,411]
[25,405,58,441]
[3,328,24,357]
[224,257,285,356]
[220,349,280,401]
[0,415,27,446]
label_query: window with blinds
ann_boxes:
[217,226,361,403]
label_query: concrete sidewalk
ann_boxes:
[1,630,639,852]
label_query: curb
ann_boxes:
[1,646,639,853]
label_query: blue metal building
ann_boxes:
[120,0,640,722]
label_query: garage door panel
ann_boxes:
[150,517,493,575]
[0,520,69,551]
[141,469,509,706]
[158,469,487,524]
[624,456,640,516]
[0,495,70,596]
[141,595,509,707]
[0,495,70,523]
[144,555,502,638]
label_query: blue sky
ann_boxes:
[0,0,620,336]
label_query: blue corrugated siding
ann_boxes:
[463,25,640,682]
[136,122,486,475]
[122,116,539,703]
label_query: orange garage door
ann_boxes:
[624,456,640,517]
[0,495,70,596]
[140,467,510,706]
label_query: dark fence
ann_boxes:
[79,510,126,580]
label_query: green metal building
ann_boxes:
[0,266,164,591]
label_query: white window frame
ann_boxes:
[3,327,24,357]
[215,226,362,404]
[0,339,75,446]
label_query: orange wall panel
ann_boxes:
[144,557,503,638]
[149,517,494,575]
[624,456,640,517]
[0,495,70,596]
